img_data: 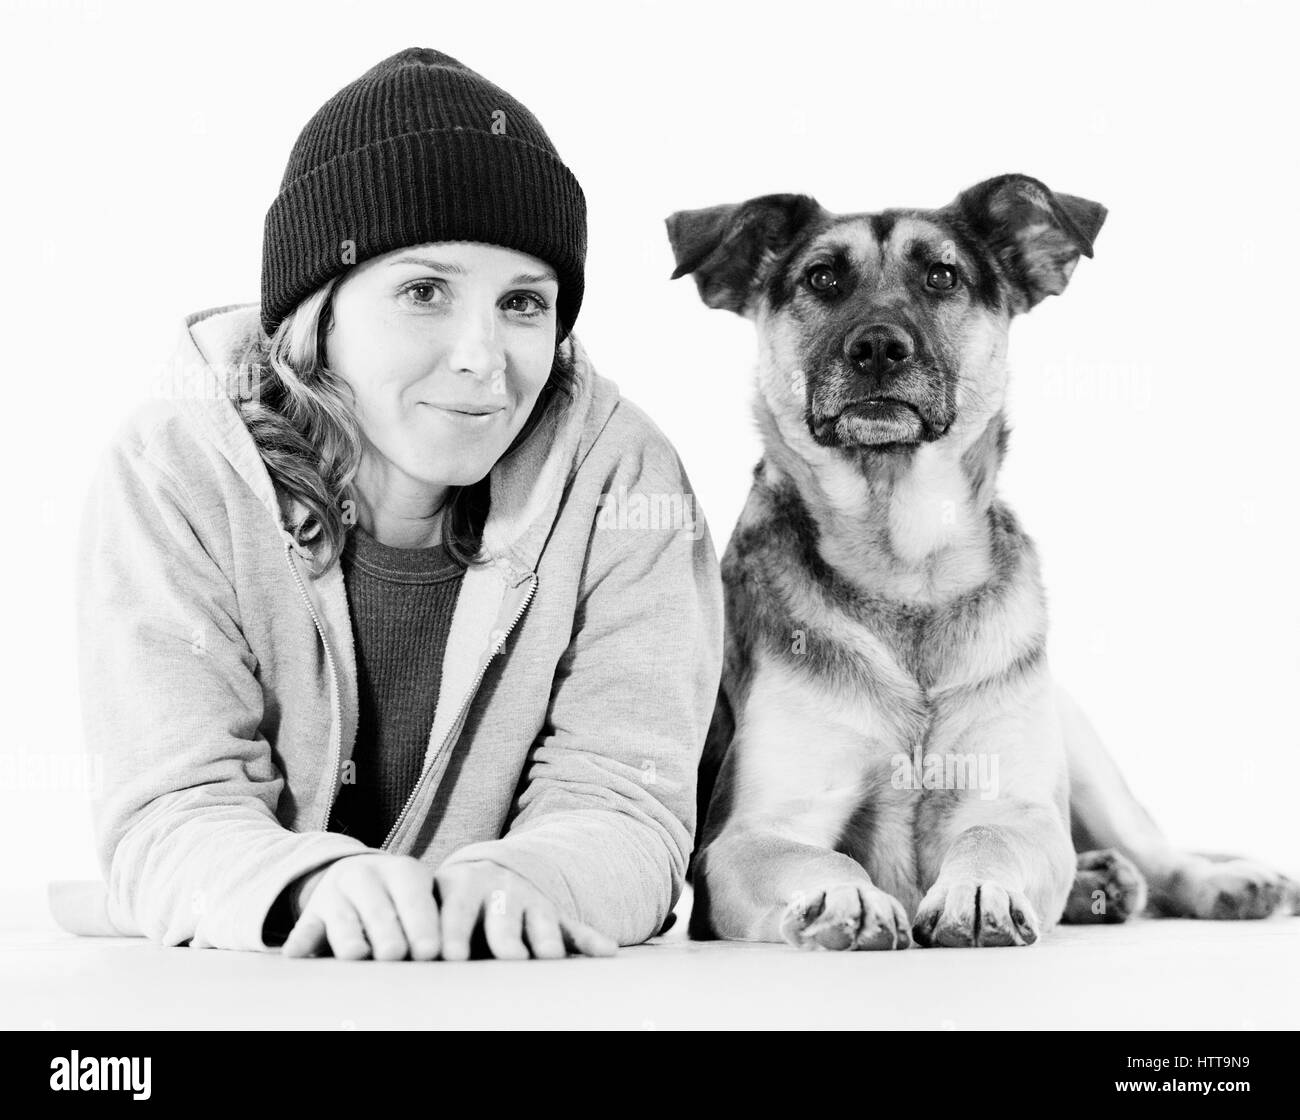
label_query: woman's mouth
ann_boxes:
[421,402,505,424]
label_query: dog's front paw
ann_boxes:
[1062,848,1148,923]
[780,883,912,951]
[913,880,1039,947]
[1181,859,1291,920]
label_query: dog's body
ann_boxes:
[667,175,1298,949]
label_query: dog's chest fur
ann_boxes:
[714,450,1048,907]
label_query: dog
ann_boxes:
[666,173,1299,949]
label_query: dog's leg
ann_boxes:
[913,800,1076,946]
[1059,682,1299,919]
[913,674,1077,947]
[690,660,914,951]
[694,816,912,950]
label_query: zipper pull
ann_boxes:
[283,528,313,561]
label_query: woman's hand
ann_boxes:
[434,860,618,960]
[280,854,618,960]
[281,853,441,960]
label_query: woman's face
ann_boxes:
[325,241,559,495]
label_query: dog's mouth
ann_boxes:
[810,398,929,447]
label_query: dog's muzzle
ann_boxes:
[804,323,948,448]
[810,398,926,446]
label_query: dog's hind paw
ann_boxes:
[912,880,1040,947]
[780,883,912,951]
[1175,858,1291,920]
[1061,848,1148,924]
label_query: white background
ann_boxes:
[1,0,1296,890]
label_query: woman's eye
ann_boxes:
[403,281,446,306]
[806,266,837,293]
[926,263,959,290]
[503,292,549,317]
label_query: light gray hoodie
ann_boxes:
[58,303,724,952]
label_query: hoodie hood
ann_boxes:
[156,302,618,574]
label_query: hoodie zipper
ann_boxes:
[283,540,344,831]
[379,571,538,852]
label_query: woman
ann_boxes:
[65,47,724,960]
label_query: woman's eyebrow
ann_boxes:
[511,269,558,285]
[390,255,557,285]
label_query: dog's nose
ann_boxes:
[844,324,913,377]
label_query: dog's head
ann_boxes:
[666,174,1105,459]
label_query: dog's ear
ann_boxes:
[666,193,822,315]
[954,173,1107,312]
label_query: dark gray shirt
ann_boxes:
[326,521,466,848]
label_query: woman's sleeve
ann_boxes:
[438,411,726,945]
[75,432,372,951]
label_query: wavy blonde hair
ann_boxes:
[230,276,576,578]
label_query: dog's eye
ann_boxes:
[806,266,837,293]
[926,263,959,290]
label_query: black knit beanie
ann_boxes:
[260,48,586,340]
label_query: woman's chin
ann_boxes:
[403,458,495,489]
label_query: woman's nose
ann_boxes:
[445,304,506,381]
